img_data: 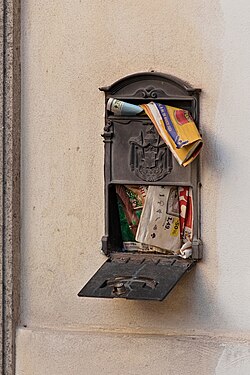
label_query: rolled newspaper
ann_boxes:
[107,98,143,116]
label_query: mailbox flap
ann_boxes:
[78,253,196,301]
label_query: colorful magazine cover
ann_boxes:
[140,103,203,166]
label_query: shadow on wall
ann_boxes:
[113,265,226,331]
[97,1,225,329]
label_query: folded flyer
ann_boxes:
[140,102,203,166]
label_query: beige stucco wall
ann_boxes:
[17,0,250,374]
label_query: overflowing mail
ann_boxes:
[135,186,181,252]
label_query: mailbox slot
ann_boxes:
[78,72,202,301]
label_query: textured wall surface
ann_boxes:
[18,0,250,374]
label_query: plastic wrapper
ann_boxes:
[178,186,193,243]
[116,185,147,242]
[135,186,181,252]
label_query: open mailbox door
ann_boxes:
[78,253,196,300]
[78,72,202,301]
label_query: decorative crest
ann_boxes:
[129,125,172,182]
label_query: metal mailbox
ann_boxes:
[78,71,202,301]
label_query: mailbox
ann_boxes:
[78,71,202,301]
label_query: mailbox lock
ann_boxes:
[113,282,127,295]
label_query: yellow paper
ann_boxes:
[141,103,203,166]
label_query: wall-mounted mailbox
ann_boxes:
[78,71,202,301]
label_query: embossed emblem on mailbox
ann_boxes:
[129,125,172,182]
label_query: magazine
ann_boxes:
[140,102,203,166]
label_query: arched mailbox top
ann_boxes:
[99,71,201,98]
